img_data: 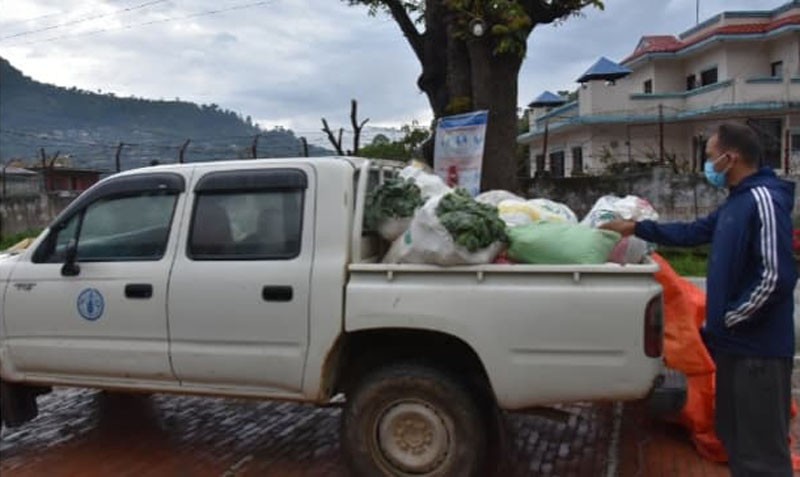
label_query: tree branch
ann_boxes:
[383,0,424,62]
[522,0,592,25]
[350,99,370,155]
[321,118,345,155]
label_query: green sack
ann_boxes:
[507,223,621,265]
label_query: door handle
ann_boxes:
[262,286,293,302]
[125,284,153,299]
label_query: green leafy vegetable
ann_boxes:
[365,178,424,230]
[436,189,508,252]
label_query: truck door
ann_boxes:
[168,166,313,393]
[3,173,186,383]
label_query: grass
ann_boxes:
[657,245,708,277]
[0,230,41,251]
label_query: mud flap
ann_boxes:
[0,380,48,428]
[647,368,687,418]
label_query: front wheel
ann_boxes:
[341,363,488,477]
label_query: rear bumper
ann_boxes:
[646,368,687,417]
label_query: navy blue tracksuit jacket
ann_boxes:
[635,168,797,358]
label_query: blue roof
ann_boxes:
[577,57,632,83]
[528,91,566,108]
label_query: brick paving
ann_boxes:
[0,389,614,476]
[4,370,800,477]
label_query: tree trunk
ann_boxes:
[467,39,523,192]
[445,24,472,114]
[417,1,449,118]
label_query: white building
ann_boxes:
[517,1,800,177]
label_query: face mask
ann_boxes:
[704,154,729,188]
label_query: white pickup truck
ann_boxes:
[0,157,684,476]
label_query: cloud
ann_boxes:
[0,0,790,135]
[519,0,786,104]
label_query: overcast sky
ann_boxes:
[0,0,790,138]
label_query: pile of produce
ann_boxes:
[364,178,424,240]
[369,164,659,266]
[436,189,507,253]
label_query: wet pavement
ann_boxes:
[0,389,613,476]
[4,382,800,476]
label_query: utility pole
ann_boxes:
[541,121,550,173]
[658,104,665,164]
[300,137,309,157]
[2,159,12,201]
[696,0,700,25]
[39,148,49,191]
[115,142,126,172]
[179,139,191,164]
[251,134,261,159]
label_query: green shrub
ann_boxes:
[1,230,41,251]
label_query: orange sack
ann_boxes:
[651,253,800,469]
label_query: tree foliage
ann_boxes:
[359,123,431,161]
[0,57,330,169]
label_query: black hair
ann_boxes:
[716,123,762,166]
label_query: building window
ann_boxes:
[686,74,696,91]
[571,147,583,174]
[700,67,718,86]
[535,154,545,174]
[643,79,653,94]
[771,61,784,78]
[791,134,800,153]
[549,151,565,178]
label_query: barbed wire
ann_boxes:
[3,0,278,47]
[0,0,169,41]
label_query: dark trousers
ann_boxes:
[714,352,794,477]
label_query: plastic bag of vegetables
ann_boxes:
[399,165,452,200]
[364,178,424,241]
[507,223,620,265]
[383,189,507,266]
[497,198,578,228]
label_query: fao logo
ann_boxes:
[77,288,105,321]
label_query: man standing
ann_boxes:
[602,122,797,476]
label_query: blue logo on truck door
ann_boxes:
[77,288,104,321]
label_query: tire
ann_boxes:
[341,362,488,477]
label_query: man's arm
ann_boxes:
[724,188,796,328]
[601,209,718,247]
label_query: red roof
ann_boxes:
[623,13,800,64]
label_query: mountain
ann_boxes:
[0,57,330,171]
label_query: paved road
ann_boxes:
[1,388,614,477]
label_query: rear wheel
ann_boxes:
[341,363,488,477]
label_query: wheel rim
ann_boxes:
[375,400,453,474]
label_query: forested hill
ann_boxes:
[0,57,329,170]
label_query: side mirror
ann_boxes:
[61,239,80,277]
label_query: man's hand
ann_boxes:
[599,220,637,237]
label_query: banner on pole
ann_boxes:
[433,110,488,197]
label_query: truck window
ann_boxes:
[38,192,178,263]
[188,190,303,260]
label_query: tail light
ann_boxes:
[644,294,664,358]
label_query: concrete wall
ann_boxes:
[578,80,631,117]
[527,166,741,222]
[725,42,768,80]
[0,194,73,239]
[767,35,799,76]
[653,61,685,93]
